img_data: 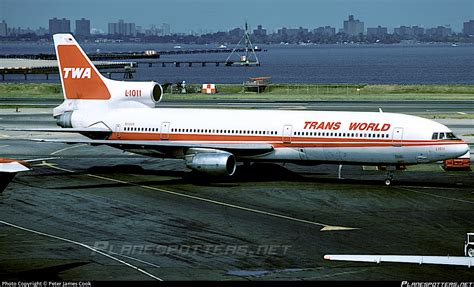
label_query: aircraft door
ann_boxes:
[392,127,403,147]
[160,122,170,140]
[115,124,121,139]
[282,125,292,143]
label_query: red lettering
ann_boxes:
[367,123,376,131]
[373,123,381,131]
[349,122,361,130]
[304,121,311,129]
[325,122,334,130]
[316,122,326,129]
[359,123,368,130]
[333,122,341,130]
[381,123,391,131]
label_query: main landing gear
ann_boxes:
[384,171,394,186]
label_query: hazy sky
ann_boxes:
[1,0,472,33]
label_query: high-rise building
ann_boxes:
[463,20,474,35]
[49,18,70,34]
[367,26,388,37]
[426,26,452,37]
[162,23,170,36]
[314,26,336,36]
[253,25,267,37]
[0,20,7,37]
[108,19,136,36]
[343,15,364,36]
[75,18,90,36]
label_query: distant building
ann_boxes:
[412,26,425,36]
[75,18,90,36]
[343,15,364,35]
[393,26,424,38]
[49,18,70,34]
[253,25,267,37]
[0,20,7,37]
[367,25,387,37]
[108,19,136,36]
[313,26,336,36]
[426,26,452,37]
[394,26,414,37]
[162,23,170,36]
[277,27,308,37]
[229,27,244,38]
[36,27,48,36]
[463,20,474,35]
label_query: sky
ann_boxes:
[1,0,473,33]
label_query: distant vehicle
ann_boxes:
[5,34,469,185]
[443,151,470,170]
[218,44,227,49]
[465,233,474,257]
[451,43,459,47]
[173,45,182,49]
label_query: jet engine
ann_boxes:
[185,152,236,176]
[116,82,163,108]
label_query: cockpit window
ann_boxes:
[433,132,459,140]
[446,132,458,140]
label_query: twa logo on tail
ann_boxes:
[63,68,91,79]
[54,33,111,100]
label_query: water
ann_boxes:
[1,42,473,84]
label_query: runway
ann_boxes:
[0,103,473,281]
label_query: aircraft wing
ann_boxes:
[1,128,112,139]
[30,138,274,156]
[324,254,474,267]
[0,162,30,173]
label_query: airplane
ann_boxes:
[0,158,30,192]
[5,33,469,185]
[324,254,474,268]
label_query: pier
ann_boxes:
[136,60,260,67]
[0,59,136,80]
[0,48,264,61]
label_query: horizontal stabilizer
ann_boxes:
[324,254,474,267]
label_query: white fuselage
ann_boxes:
[69,107,469,165]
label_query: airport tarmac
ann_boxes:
[0,103,473,281]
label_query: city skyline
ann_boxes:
[1,0,472,33]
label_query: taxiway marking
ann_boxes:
[396,186,474,205]
[50,144,88,155]
[40,161,358,232]
[0,220,163,281]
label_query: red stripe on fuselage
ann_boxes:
[108,132,465,148]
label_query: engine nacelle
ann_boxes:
[110,81,163,108]
[186,152,237,176]
[55,111,73,128]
